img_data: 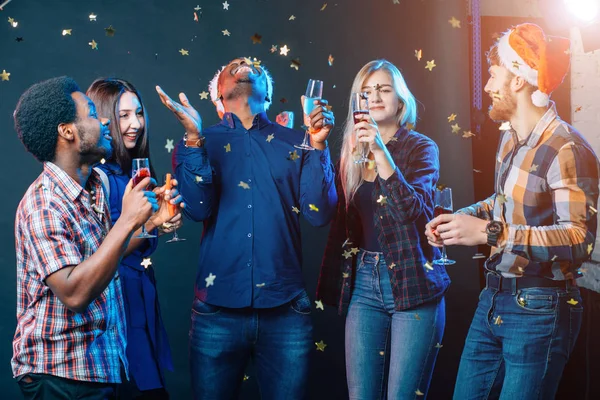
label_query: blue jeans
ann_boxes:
[345,250,445,399]
[189,291,313,400]
[453,274,583,399]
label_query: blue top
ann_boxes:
[96,162,173,391]
[173,112,337,308]
[354,181,381,252]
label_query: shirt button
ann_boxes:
[247,262,252,267]
[247,233,252,238]
[248,179,252,183]
[248,205,252,209]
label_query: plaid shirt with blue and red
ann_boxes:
[317,126,450,314]
[12,162,128,383]
[458,104,600,279]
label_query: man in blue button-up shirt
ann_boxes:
[157,58,337,399]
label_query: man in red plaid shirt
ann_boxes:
[12,77,158,399]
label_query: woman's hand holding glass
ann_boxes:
[354,112,386,155]
[150,178,184,236]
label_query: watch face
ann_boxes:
[488,221,502,234]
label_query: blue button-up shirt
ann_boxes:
[173,112,337,308]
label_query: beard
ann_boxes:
[77,123,111,164]
[488,81,516,122]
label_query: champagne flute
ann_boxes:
[163,173,186,243]
[433,187,456,265]
[295,79,323,151]
[132,158,156,239]
[352,92,370,164]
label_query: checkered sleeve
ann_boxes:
[456,194,496,220]
[377,139,439,223]
[502,143,599,263]
[24,208,84,282]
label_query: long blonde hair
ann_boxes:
[340,59,418,206]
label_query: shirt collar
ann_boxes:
[220,111,272,130]
[522,102,558,148]
[43,162,103,201]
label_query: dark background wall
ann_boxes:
[0,0,478,398]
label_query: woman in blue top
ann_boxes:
[87,78,183,400]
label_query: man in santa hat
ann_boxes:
[155,58,337,399]
[426,23,600,398]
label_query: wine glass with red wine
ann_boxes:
[351,92,370,164]
[132,158,156,239]
[433,187,456,265]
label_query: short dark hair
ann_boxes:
[14,76,80,162]
[86,78,153,176]
[486,43,501,66]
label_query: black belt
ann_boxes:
[485,272,576,291]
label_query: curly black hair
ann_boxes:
[14,76,80,162]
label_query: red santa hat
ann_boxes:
[496,23,571,107]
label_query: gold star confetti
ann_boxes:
[222,29,231,36]
[238,181,250,190]
[415,313,421,320]
[342,238,352,248]
[0,69,10,81]
[199,91,209,100]
[141,258,152,268]
[89,40,98,50]
[342,250,352,259]
[179,48,189,56]
[425,60,436,71]
[195,176,204,183]
[416,389,425,396]
[491,32,502,41]
[496,193,507,205]
[587,243,593,255]
[462,130,475,138]
[256,283,266,288]
[8,17,17,27]
[289,15,296,20]
[292,206,300,214]
[575,105,582,112]
[448,113,457,122]
[222,1,230,10]
[406,123,415,131]
[194,5,201,11]
[309,204,320,212]
[529,164,538,173]
[350,248,359,255]
[499,121,511,131]
[62,29,72,36]
[493,315,503,325]
[342,272,350,279]
[266,134,275,142]
[327,54,335,66]
[315,340,327,351]
[415,49,422,61]
[288,150,300,161]
[389,263,397,270]
[564,48,572,55]
[448,16,461,28]
[165,139,174,153]
[320,3,328,11]
[315,300,324,310]
[451,123,461,134]
[224,143,231,152]
[393,0,400,4]
[473,169,482,173]
[435,343,443,349]
[567,298,579,306]
[280,45,290,56]
[367,160,376,170]
[492,91,503,101]
[100,158,106,164]
[290,58,301,70]
[105,25,115,37]
[424,261,434,271]
[89,13,97,22]
[377,195,388,205]
[589,205,597,215]
[473,253,486,259]
[205,273,216,287]
[251,33,262,44]
[379,351,385,356]
[243,375,249,381]
[270,45,278,53]
[551,255,558,262]
[512,60,521,69]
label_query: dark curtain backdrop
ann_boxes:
[0,1,477,398]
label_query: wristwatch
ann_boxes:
[184,132,205,148]
[486,221,504,247]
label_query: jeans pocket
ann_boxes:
[514,289,557,313]
[290,291,312,315]
[191,297,222,316]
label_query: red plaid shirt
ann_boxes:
[317,127,450,314]
[12,162,128,383]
